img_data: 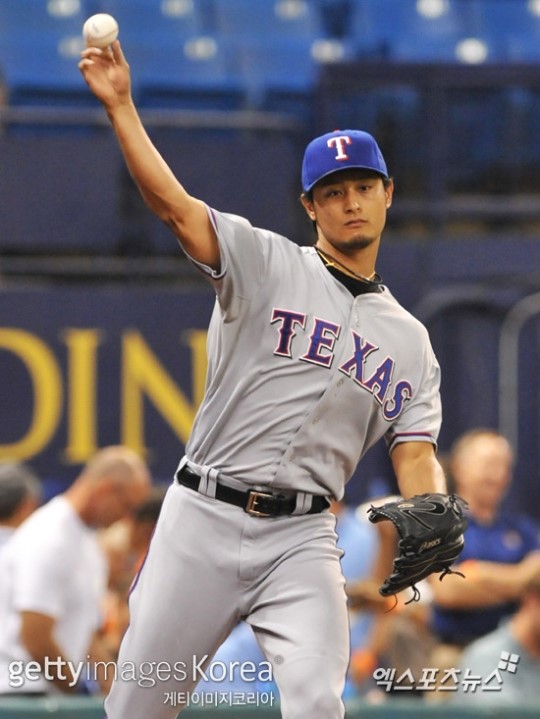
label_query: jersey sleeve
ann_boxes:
[385,336,442,453]
[184,206,273,319]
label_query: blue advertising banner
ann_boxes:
[0,284,216,491]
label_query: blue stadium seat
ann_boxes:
[459,3,540,179]
[391,34,495,64]
[134,35,246,110]
[0,0,95,105]
[0,38,92,107]
[467,0,540,61]
[0,0,86,34]
[88,1,243,109]
[236,36,354,116]
[349,0,471,60]
[314,0,357,40]
[236,37,315,113]
[96,0,209,39]
[212,0,322,39]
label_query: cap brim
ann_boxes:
[304,165,388,192]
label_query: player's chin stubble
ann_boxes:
[335,233,376,254]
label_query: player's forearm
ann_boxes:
[106,101,219,267]
[106,101,187,219]
[391,442,447,497]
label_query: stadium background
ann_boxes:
[2,0,540,522]
[1,1,540,717]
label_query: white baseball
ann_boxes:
[82,13,119,49]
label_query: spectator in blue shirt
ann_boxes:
[430,429,540,648]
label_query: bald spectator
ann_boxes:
[0,446,151,696]
[0,462,42,550]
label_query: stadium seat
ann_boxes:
[459,2,540,181]
[0,0,95,105]
[235,36,354,116]
[0,39,95,107]
[211,0,322,39]
[0,0,86,34]
[391,34,494,63]
[89,1,243,109]
[315,0,357,40]
[96,0,209,39]
[135,35,246,110]
[467,0,540,61]
[349,0,471,60]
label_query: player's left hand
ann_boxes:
[368,493,468,602]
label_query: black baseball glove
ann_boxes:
[368,493,468,602]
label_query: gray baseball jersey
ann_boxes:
[184,206,441,500]
[104,206,441,719]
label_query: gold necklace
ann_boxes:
[315,246,378,283]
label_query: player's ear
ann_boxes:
[384,179,394,209]
[300,193,316,221]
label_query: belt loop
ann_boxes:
[176,456,188,475]
[198,467,219,499]
[292,491,312,516]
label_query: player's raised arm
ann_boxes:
[79,40,219,270]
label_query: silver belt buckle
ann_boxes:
[245,490,275,517]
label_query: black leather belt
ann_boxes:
[176,465,329,518]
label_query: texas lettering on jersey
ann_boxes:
[270,307,413,421]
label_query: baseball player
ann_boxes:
[79,41,450,719]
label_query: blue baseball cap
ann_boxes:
[301,129,388,192]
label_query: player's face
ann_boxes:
[305,170,393,256]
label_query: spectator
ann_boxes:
[100,486,166,657]
[347,434,540,699]
[332,499,380,699]
[346,496,437,699]
[0,462,42,550]
[426,429,540,693]
[0,446,151,696]
[454,568,540,705]
[430,428,540,647]
[99,520,135,660]
[128,485,166,572]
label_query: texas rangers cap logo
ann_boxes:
[301,129,388,192]
[327,135,352,161]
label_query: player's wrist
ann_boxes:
[105,93,135,117]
